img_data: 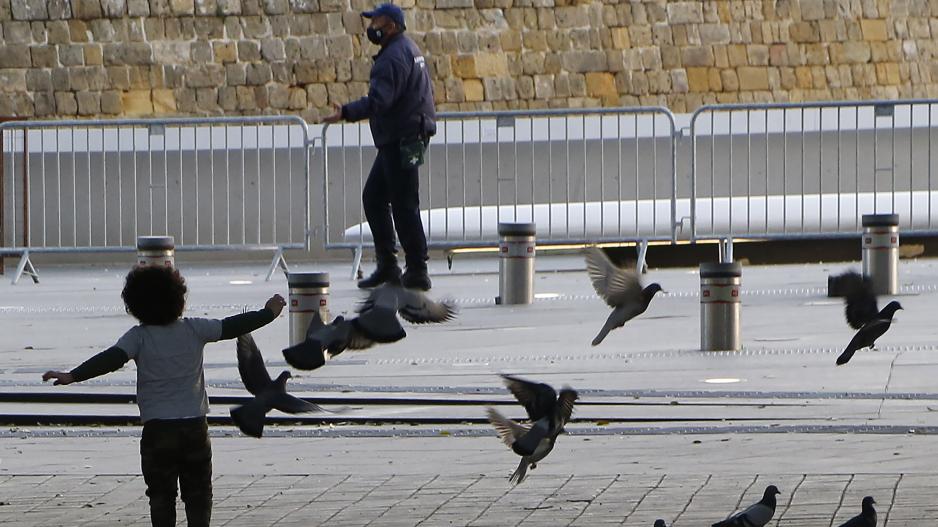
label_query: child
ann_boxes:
[42,265,286,527]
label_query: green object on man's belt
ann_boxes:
[400,137,428,169]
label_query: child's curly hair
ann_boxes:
[122,265,187,325]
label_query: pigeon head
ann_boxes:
[881,300,902,317]
[862,496,876,508]
[653,520,667,527]
[764,485,780,496]
[274,370,292,386]
[644,283,665,298]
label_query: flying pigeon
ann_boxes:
[358,282,456,323]
[486,374,578,485]
[711,485,780,527]
[584,246,664,346]
[831,270,903,365]
[836,300,902,365]
[282,311,379,370]
[231,333,327,438]
[837,496,877,527]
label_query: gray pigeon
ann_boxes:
[654,521,668,527]
[837,301,902,365]
[837,496,876,527]
[486,374,578,485]
[282,311,378,370]
[357,283,457,327]
[584,247,663,346]
[711,485,780,527]
[231,333,327,438]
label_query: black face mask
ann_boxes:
[366,27,384,45]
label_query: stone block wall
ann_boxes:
[1,0,937,120]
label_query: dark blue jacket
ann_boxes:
[342,33,437,148]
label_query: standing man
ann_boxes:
[323,3,436,291]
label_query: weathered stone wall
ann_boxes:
[1,0,937,120]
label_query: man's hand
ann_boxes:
[321,103,343,124]
[265,294,287,317]
[42,371,75,385]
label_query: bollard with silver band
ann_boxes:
[136,236,175,268]
[700,261,742,352]
[861,213,899,295]
[496,222,536,305]
[287,272,330,347]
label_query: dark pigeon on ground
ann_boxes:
[584,246,664,346]
[831,270,903,365]
[282,311,379,370]
[486,374,578,485]
[231,333,327,438]
[711,485,781,527]
[837,496,877,527]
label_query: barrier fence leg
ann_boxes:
[350,246,363,280]
[12,250,38,285]
[719,237,734,263]
[636,239,649,275]
[265,247,289,282]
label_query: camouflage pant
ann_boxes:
[140,417,213,527]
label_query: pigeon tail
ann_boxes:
[508,458,529,485]
[230,399,267,438]
[591,316,617,346]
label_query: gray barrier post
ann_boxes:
[136,236,175,268]
[700,261,742,352]
[861,213,899,295]
[287,272,330,346]
[496,222,536,305]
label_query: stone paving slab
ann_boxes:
[1,472,936,526]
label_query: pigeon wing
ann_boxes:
[585,247,642,307]
[735,503,775,527]
[501,374,557,421]
[269,391,328,414]
[352,308,407,343]
[486,407,530,448]
[554,388,579,426]
[840,271,879,329]
[344,322,378,350]
[397,290,457,324]
[304,310,326,340]
[836,513,871,527]
[237,334,272,395]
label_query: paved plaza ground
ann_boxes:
[1,253,938,525]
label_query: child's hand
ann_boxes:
[42,371,74,385]
[265,294,287,317]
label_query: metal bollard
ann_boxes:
[136,236,175,268]
[496,222,536,305]
[287,272,330,347]
[700,261,742,352]
[862,213,899,295]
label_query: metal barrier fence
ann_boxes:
[321,107,678,274]
[1,115,314,284]
[690,99,938,243]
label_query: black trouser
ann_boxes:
[140,417,213,527]
[362,144,428,271]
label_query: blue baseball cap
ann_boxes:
[362,3,406,30]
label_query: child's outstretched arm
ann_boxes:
[42,346,130,385]
[219,294,286,340]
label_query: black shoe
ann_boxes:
[401,268,431,291]
[357,265,401,289]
